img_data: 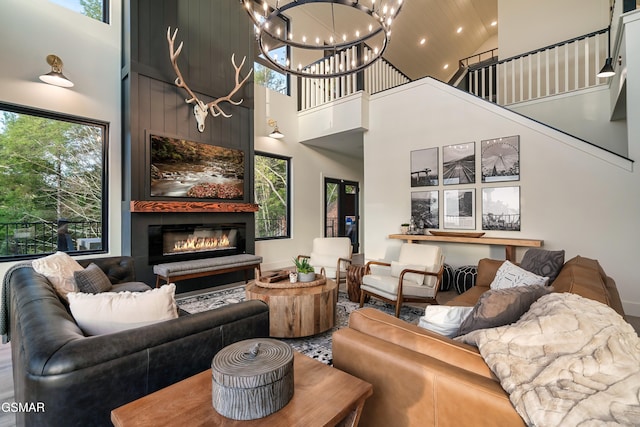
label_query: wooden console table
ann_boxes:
[389,234,543,262]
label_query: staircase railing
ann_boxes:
[465,28,610,105]
[298,44,410,111]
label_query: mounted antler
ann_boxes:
[167,27,253,132]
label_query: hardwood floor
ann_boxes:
[1,292,639,427]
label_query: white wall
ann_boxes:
[363,78,640,316]
[509,86,628,156]
[0,0,122,279]
[253,85,364,270]
[499,0,610,58]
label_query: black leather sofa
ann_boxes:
[6,256,269,427]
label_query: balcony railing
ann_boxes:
[465,28,610,105]
[298,44,410,111]
[1,220,102,257]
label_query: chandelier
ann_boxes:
[240,0,404,78]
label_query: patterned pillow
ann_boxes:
[490,260,549,290]
[32,251,84,300]
[519,248,565,284]
[456,285,554,336]
[74,263,113,294]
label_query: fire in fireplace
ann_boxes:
[148,223,246,263]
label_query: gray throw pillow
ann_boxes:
[74,263,113,294]
[519,248,565,284]
[456,285,554,336]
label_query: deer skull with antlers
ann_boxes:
[167,27,253,132]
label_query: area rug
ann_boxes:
[176,285,424,365]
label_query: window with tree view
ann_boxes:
[0,105,107,260]
[49,0,109,23]
[255,153,290,239]
[251,1,290,95]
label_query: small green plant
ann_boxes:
[292,257,315,274]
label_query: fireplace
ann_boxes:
[148,223,246,264]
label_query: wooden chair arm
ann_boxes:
[364,260,391,275]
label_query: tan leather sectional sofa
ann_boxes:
[333,256,625,427]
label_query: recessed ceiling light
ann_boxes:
[491,21,497,27]
[443,64,449,70]
[420,38,427,45]
[456,27,463,34]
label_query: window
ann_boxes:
[0,104,107,260]
[49,0,109,23]
[254,153,290,239]
[251,1,290,95]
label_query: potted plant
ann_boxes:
[292,257,316,282]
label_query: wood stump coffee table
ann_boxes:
[111,352,373,427]
[245,277,337,338]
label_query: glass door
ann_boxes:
[325,178,359,253]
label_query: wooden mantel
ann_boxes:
[130,201,259,213]
[389,234,543,262]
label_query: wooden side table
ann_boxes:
[111,352,373,427]
[246,279,337,338]
[346,264,368,303]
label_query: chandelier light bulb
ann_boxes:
[302,35,307,43]
[369,24,373,32]
[355,30,360,37]
[316,37,320,44]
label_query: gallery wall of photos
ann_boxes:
[410,135,521,231]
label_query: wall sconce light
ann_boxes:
[39,54,74,87]
[268,119,284,139]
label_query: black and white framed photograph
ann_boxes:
[443,188,476,230]
[410,147,439,187]
[482,186,521,231]
[411,191,439,229]
[443,142,475,185]
[481,135,520,182]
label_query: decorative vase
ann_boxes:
[298,272,315,283]
[400,226,409,234]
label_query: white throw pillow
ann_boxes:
[68,284,178,335]
[490,260,549,290]
[418,306,474,337]
[32,251,84,300]
[390,261,427,285]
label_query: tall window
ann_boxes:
[0,104,107,260]
[255,153,290,239]
[49,0,109,23]
[251,1,290,95]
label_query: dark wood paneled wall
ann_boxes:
[121,0,256,286]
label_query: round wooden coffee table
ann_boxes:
[246,278,337,338]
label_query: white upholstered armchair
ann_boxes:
[298,237,353,284]
[360,243,444,317]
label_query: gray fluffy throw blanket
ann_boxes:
[458,293,640,426]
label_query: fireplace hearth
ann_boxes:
[148,223,246,264]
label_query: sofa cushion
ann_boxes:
[457,285,554,336]
[390,261,428,285]
[32,251,83,300]
[475,258,506,288]
[74,263,113,293]
[68,284,178,335]
[519,248,565,284]
[490,260,549,290]
[418,305,474,337]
